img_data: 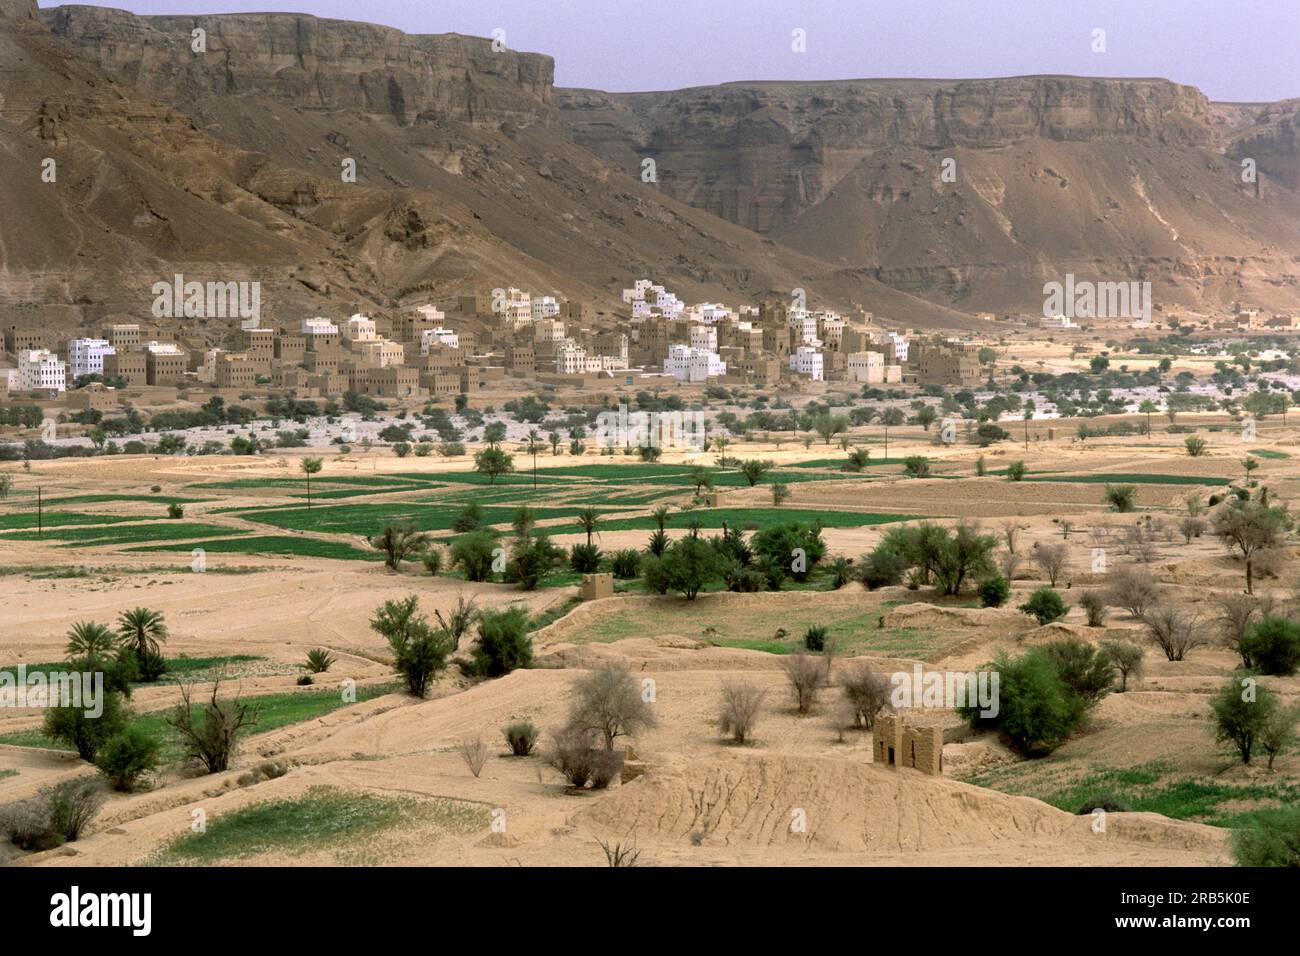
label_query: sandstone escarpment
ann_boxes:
[559,76,1217,233]
[41,6,555,128]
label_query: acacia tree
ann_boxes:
[566,662,658,749]
[369,523,430,570]
[1211,499,1292,593]
[474,447,514,485]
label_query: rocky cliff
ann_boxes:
[41,6,555,128]
[559,77,1218,233]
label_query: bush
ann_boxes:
[782,652,827,715]
[167,502,184,519]
[458,737,487,778]
[305,648,335,673]
[167,682,259,774]
[718,680,765,744]
[1075,794,1131,814]
[654,535,728,599]
[547,728,597,788]
[1018,587,1068,625]
[1231,806,1300,866]
[1104,483,1137,512]
[502,720,540,756]
[0,779,105,851]
[371,596,456,696]
[1079,591,1108,627]
[94,726,161,791]
[1006,460,1027,481]
[450,530,500,582]
[1143,605,1205,662]
[1185,436,1208,457]
[978,576,1010,608]
[803,625,829,652]
[1106,570,1160,619]
[859,549,907,589]
[590,749,625,789]
[422,548,443,576]
[452,502,484,533]
[43,691,129,761]
[902,455,931,478]
[506,535,563,590]
[566,662,657,749]
[568,542,603,574]
[610,548,641,579]
[1099,639,1144,692]
[1239,617,1300,676]
[465,606,532,678]
[297,674,314,686]
[956,648,1086,756]
[840,662,890,729]
[1041,639,1115,703]
[1211,676,1278,764]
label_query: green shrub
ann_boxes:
[507,535,563,590]
[1239,617,1300,676]
[1231,805,1300,866]
[452,502,484,533]
[95,726,161,791]
[1019,587,1068,625]
[167,502,185,519]
[43,691,129,761]
[956,648,1086,756]
[297,674,314,686]
[1074,794,1131,814]
[465,606,533,678]
[1104,483,1137,512]
[803,625,828,652]
[859,549,907,589]
[902,455,931,477]
[422,548,443,576]
[370,596,456,697]
[502,720,540,756]
[450,530,500,582]
[1006,461,1027,481]
[1079,591,1108,627]
[610,549,641,579]
[305,648,335,673]
[1041,639,1115,703]
[1210,676,1278,764]
[978,576,1010,608]
[569,542,602,574]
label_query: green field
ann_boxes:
[153,785,485,864]
[130,535,381,561]
[0,655,265,687]
[0,512,141,531]
[1022,473,1231,486]
[241,502,634,536]
[594,508,916,534]
[0,683,397,760]
[0,523,244,546]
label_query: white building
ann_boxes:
[788,308,821,346]
[887,332,910,362]
[530,296,560,323]
[1041,314,1079,330]
[416,304,446,324]
[302,317,340,337]
[664,344,726,383]
[556,342,589,375]
[689,325,718,352]
[344,314,378,342]
[420,327,460,353]
[68,338,115,379]
[16,349,66,393]
[846,351,885,383]
[790,346,824,381]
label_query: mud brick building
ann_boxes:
[873,715,942,775]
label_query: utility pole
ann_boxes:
[36,486,42,539]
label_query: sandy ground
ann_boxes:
[1,422,1296,867]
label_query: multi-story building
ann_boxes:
[68,338,115,379]
[214,353,257,390]
[420,328,460,353]
[343,314,378,342]
[15,349,66,392]
[789,346,824,381]
[144,342,187,386]
[4,326,48,356]
[274,334,306,365]
[302,317,341,350]
[103,351,147,387]
[846,350,885,384]
[105,323,142,352]
[664,344,726,382]
[910,338,982,388]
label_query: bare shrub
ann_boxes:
[1001,519,1021,554]
[840,661,891,729]
[998,549,1022,581]
[589,749,624,789]
[1143,606,1206,662]
[1088,524,1113,549]
[1100,639,1145,692]
[597,838,641,867]
[566,662,658,749]
[546,728,597,789]
[1215,594,1271,666]
[0,779,104,851]
[167,681,258,774]
[1079,591,1108,627]
[718,680,765,744]
[1124,523,1158,563]
[1179,515,1206,544]
[1106,570,1161,619]
[502,719,540,756]
[1032,542,1070,587]
[459,736,488,778]
[782,651,827,714]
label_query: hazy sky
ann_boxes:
[46,0,1300,102]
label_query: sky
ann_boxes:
[45,0,1300,102]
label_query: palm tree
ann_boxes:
[301,456,323,509]
[117,607,168,662]
[574,506,600,547]
[526,429,542,488]
[651,505,671,532]
[65,621,117,660]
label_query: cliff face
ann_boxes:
[559,77,1217,233]
[41,6,556,127]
